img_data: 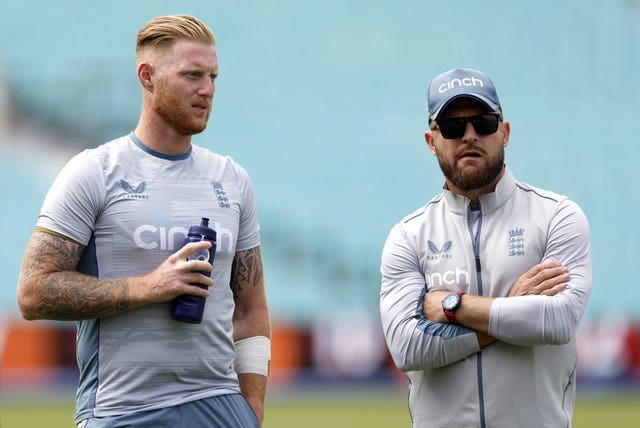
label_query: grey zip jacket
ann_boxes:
[380,167,591,428]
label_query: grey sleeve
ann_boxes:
[380,223,480,371]
[232,161,261,252]
[488,199,592,345]
[37,150,104,245]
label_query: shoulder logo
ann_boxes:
[427,240,453,261]
[119,179,149,199]
[507,227,525,256]
[212,180,230,208]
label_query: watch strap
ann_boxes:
[443,292,466,324]
[443,309,458,324]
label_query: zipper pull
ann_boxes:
[475,255,481,272]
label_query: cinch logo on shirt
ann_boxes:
[133,222,234,253]
[438,77,484,94]
[425,266,470,288]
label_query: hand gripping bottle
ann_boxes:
[171,218,217,324]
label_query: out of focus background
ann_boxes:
[1,0,640,425]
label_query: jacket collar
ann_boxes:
[442,166,517,215]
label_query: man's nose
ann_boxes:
[461,121,478,141]
[199,77,215,97]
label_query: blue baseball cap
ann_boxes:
[427,68,502,121]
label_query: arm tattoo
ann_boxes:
[230,246,264,301]
[21,232,130,320]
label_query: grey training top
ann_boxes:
[380,167,591,428]
[37,133,261,423]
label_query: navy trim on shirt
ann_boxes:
[129,132,192,161]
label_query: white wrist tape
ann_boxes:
[234,336,271,376]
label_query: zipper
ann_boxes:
[467,205,483,280]
[467,204,486,428]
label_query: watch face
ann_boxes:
[442,293,460,311]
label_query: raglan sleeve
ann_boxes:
[36,150,105,246]
[380,222,481,371]
[488,198,592,345]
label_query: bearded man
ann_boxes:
[380,68,591,428]
[18,15,270,428]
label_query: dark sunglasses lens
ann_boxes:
[437,114,499,139]
[471,115,500,135]
[438,119,466,139]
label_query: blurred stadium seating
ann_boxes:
[1,0,640,391]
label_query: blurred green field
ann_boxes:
[1,395,639,427]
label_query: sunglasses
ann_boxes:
[432,113,502,139]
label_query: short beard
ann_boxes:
[153,81,209,136]
[437,149,505,191]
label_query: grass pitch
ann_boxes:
[1,394,638,427]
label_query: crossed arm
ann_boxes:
[422,261,570,347]
[422,203,591,348]
[381,201,591,371]
[380,256,573,371]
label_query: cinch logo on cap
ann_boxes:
[438,77,485,94]
[426,68,501,120]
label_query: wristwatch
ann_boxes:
[442,292,466,324]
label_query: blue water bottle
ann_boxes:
[171,217,217,324]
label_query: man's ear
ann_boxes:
[137,62,154,91]
[425,130,437,155]
[502,121,511,148]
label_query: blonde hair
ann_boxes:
[136,14,215,58]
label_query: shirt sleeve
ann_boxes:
[37,150,105,245]
[380,222,480,371]
[488,198,592,345]
[232,161,261,252]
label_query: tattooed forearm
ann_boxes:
[18,232,130,320]
[39,272,130,320]
[230,246,264,300]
